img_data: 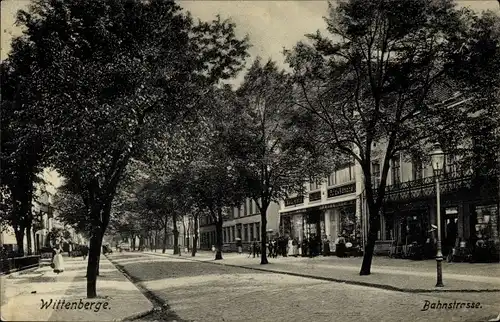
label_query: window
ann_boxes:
[223,229,227,243]
[250,224,254,241]
[237,225,242,239]
[309,179,321,191]
[231,226,235,241]
[327,172,336,186]
[336,166,352,184]
[391,155,401,184]
[251,200,255,214]
[372,161,381,186]
[243,224,248,241]
[255,223,260,241]
[446,154,458,175]
[412,158,423,180]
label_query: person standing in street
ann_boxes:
[52,246,65,274]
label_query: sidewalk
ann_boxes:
[145,250,500,293]
[1,255,153,321]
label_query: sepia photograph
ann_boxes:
[1,0,499,321]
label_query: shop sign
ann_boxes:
[445,207,458,215]
[309,191,321,202]
[284,196,304,207]
[327,183,355,198]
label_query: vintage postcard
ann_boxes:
[1,0,499,321]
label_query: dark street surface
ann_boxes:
[108,252,500,322]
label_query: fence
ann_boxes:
[0,255,40,275]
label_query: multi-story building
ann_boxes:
[1,168,86,256]
[279,162,363,250]
[371,144,499,257]
[199,198,280,251]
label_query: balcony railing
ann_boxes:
[284,196,304,207]
[374,168,477,202]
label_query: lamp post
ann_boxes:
[430,145,445,287]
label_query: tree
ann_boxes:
[187,86,247,260]
[227,58,333,264]
[284,0,490,275]
[0,60,46,256]
[10,0,249,297]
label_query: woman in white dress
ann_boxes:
[287,238,294,256]
[53,247,65,274]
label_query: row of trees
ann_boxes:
[1,0,499,297]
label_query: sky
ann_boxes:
[1,0,499,68]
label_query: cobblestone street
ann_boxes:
[109,252,500,322]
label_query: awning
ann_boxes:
[280,199,356,216]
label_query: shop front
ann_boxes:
[378,171,499,261]
[280,199,359,252]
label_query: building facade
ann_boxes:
[279,162,363,250]
[199,198,280,251]
[1,168,86,256]
[371,147,499,257]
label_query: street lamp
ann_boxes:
[430,144,445,287]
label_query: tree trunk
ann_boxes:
[86,227,103,298]
[215,211,223,260]
[139,235,144,251]
[173,214,179,255]
[154,229,158,252]
[260,208,268,265]
[162,223,168,253]
[360,204,381,275]
[26,225,32,255]
[192,216,198,257]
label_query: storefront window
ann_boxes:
[281,215,292,236]
[391,155,401,184]
[339,207,356,240]
[474,205,498,241]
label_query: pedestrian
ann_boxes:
[302,238,308,257]
[82,244,89,260]
[252,240,257,258]
[52,246,65,274]
[292,238,299,257]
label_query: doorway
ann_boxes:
[443,208,459,256]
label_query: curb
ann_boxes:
[144,252,500,294]
[105,254,186,322]
[121,308,156,321]
[103,255,156,321]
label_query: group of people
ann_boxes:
[300,235,328,257]
[267,236,291,258]
[245,235,339,258]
